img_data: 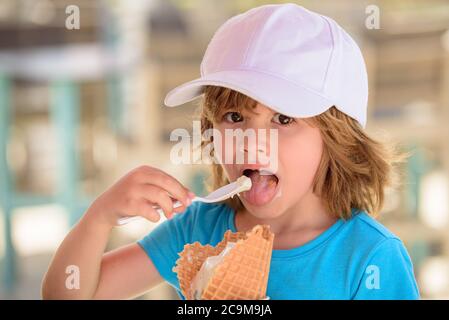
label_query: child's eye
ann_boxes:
[273,113,294,125]
[223,111,243,123]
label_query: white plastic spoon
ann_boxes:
[116,175,252,225]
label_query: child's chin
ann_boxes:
[242,200,283,218]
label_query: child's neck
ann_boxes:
[235,190,338,250]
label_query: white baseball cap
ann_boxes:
[164,3,368,128]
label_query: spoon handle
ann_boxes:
[116,200,184,225]
[115,180,242,226]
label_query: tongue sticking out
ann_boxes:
[242,169,279,206]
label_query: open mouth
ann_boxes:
[240,168,280,206]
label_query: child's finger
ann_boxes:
[173,204,186,214]
[133,184,174,218]
[139,168,193,207]
[137,200,161,222]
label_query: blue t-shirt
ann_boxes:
[137,201,419,299]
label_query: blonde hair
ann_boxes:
[197,85,408,220]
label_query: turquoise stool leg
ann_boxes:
[409,240,429,274]
[0,74,16,292]
[50,81,82,226]
[406,144,430,218]
[106,75,124,136]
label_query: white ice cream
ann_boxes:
[190,242,237,299]
[236,175,252,192]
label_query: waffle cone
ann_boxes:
[173,225,274,300]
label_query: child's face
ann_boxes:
[213,103,324,219]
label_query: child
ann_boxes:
[42,3,419,299]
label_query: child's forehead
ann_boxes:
[224,100,274,114]
[228,103,303,120]
[210,87,304,119]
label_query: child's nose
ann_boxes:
[238,132,272,163]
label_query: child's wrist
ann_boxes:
[83,200,116,231]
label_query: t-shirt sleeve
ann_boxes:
[136,202,200,290]
[352,238,420,300]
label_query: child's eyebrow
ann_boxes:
[225,107,278,118]
[220,104,258,113]
[244,107,261,116]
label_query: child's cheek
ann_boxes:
[280,130,323,189]
[212,127,227,164]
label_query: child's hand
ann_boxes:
[86,165,195,227]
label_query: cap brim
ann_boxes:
[164,69,334,119]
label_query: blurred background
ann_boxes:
[0,0,449,300]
